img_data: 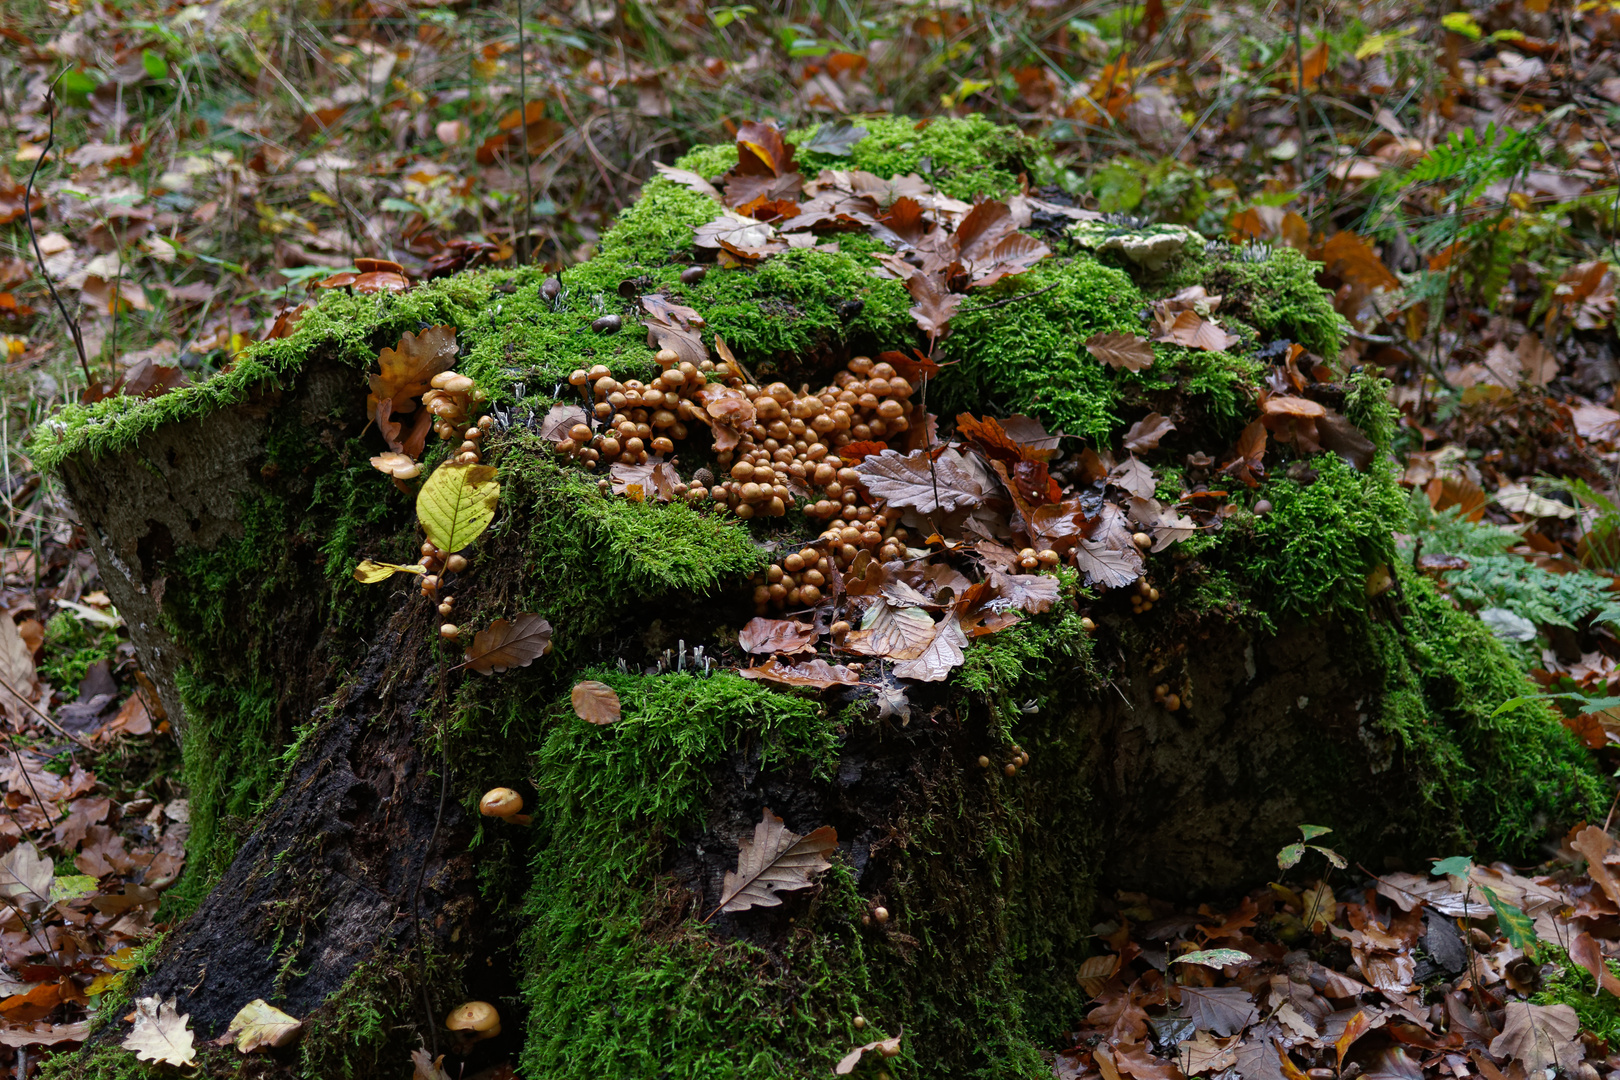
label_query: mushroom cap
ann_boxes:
[369,452,421,480]
[445,1001,501,1039]
[430,372,476,394]
[479,787,523,818]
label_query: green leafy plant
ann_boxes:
[1277,824,1345,872]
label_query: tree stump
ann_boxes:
[36,117,1601,1080]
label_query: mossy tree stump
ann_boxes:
[36,118,1602,1080]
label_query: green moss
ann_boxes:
[1181,246,1349,360]
[1226,454,1407,626]
[37,612,117,697]
[795,115,1045,201]
[1363,567,1606,855]
[1537,947,1620,1044]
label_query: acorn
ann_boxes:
[591,314,622,334]
[445,1001,501,1042]
[479,787,523,819]
[680,265,707,286]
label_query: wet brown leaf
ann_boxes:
[1124,413,1176,452]
[737,618,820,655]
[570,680,621,724]
[1086,332,1156,371]
[855,449,985,514]
[891,613,967,682]
[463,614,553,676]
[738,658,863,689]
[719,807,836,913]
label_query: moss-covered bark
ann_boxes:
[35,117,1603,1080]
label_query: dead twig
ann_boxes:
[22,75,91,389]
[0,672,97,753]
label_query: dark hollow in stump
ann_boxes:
[38,117,1600,1080]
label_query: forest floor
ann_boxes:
[6,0,1620,1078]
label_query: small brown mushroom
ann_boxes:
[445,1001,501,1042]
[479,788,523,819]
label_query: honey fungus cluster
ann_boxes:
[558,351,918,522]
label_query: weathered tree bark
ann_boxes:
[38,118,1603,1079]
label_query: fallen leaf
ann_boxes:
[1222,420,1268,489]
[891,614,967,682]
[0,845,52,912]
[855,449,985,514]
[1488,1003,1580,1076]
[463,614,553,675]
[720,808,836,914]
[0,1020,89,1047]
[0,983,65,1023]
[411,1047,452,1080]
[1076,954,1121,997]
[570,681,621,724]
[653,162,721,201]
[802,121,868,157]
[122,996,197,1067]
[1073,537,1143,590]
[843,604,936,660]
[1570,932,1620,996]
[353,559,425,584]
[905,271,963,343]
[1124,413,1176,452]
[223,999,302,1053]
[1571,825,1620,906]
[835,1033,901,1075]
[1154,310,1240,352]
[737,618,820,655]
[416,462,501,554]
[1087,332,1156,371]
[738,658,862,689]
[369,325,457,419]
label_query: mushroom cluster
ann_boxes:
[559,353,918,521]
[417,405,496,618]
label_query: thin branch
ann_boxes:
[954,281,1061,315]
[0,672,96,753]
[22,76,91,389]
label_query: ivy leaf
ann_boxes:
[122,996,197,1067]
[416,461,500,553]
[1086,332,1156,372]
[222,999,302,1053]
[463,614,553,675]
[353,559,425,584]
[570,680,621,724]
[719,808,837,913]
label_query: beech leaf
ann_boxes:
[652,162,721,201]
[855,449,985,514]
[738,658,862,690]
[1073,538,1143,590]
[1123,413,1176,452]
[463,613,553,675]
[1153,309,1240,353]
[1086,332,1156,371]
[891,614,967,682]
[843,604,935,660]
[570,680,621,724]
[223,999,302,1053]
[353,559,425,584]
[416,461,500,553]
[122,996,197,1067]
[719,808,837,913]
[738,618,820,655]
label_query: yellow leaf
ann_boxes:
[416,461,500,553]
[353,559,426,584]
[225,998,303,1053]
[1442,11,1482,38]
[106,946,141,971]
[1354,26,1418,60]
[308,191,339,208]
